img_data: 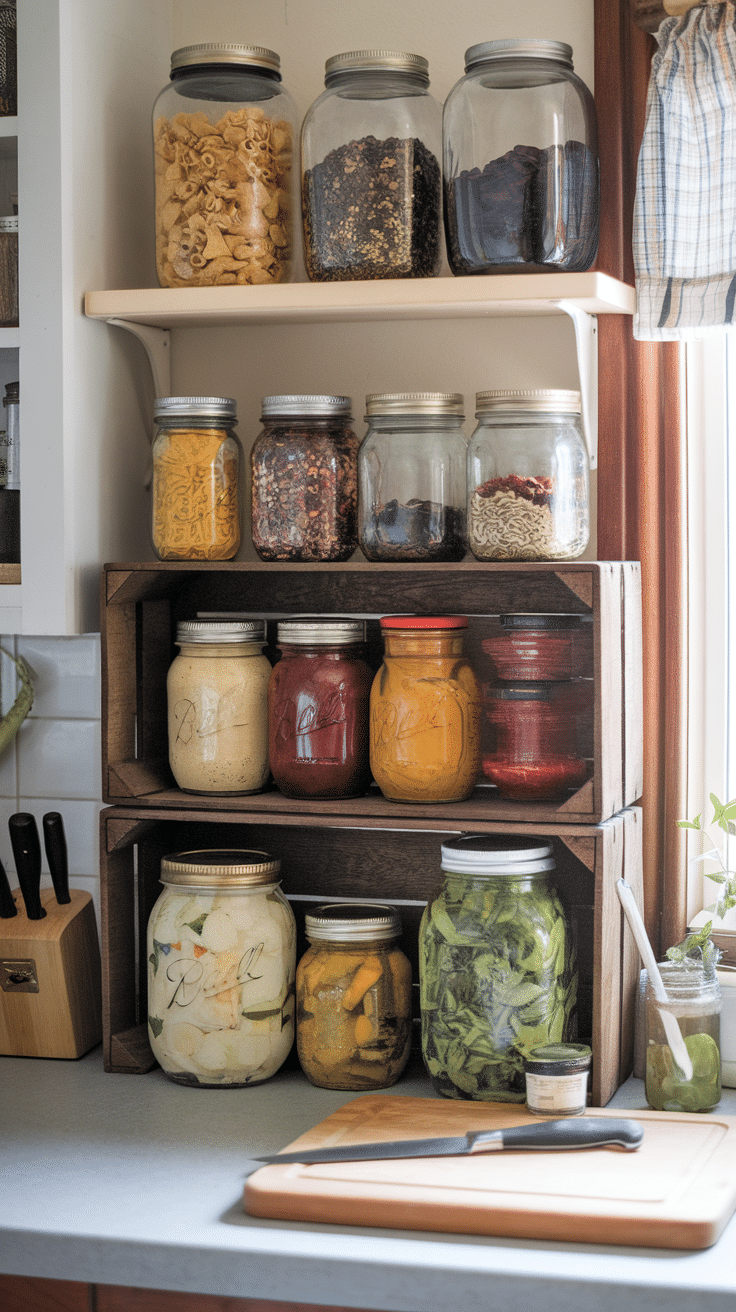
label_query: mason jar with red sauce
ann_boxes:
[268,618,374,798]
[482,680,588,801]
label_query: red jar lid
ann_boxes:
[380,615,468,629]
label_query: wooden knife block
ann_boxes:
[0,887,102,1058]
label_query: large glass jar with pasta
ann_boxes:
[370,615,481,802]
[147,849,296,1087]
[296,903,413,1090]
[467,390,589,561]
[152,396,242,560]
[420,836,578,1101]
[153,43,297,287]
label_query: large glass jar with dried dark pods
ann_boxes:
[358,393,467,561]
[268,618,374,799]
[147,849,296,1087]
[153,44,297,288]
[467,390,589,561]
[301,50,442,281]
[152,396,242,561]
[297,903,412,1090]
[419,836,578,1102]
[443,40,598,275]
[251,395,359,561]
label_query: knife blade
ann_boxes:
[42,811,71,904]
[254,1116,644,1165]
[0,854,17,917]
[9,812,45,920]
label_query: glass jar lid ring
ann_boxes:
[160,848,281,887]
[441,835,554,869]
[325,50,429,78]
[154,396,236,420]
[305,901,402,941]
[176,620,266,644]
[277,617,366,645]
[500,613,585,630]
[464,39,573,71]
[366,392,464,417]
[261,394,352,417]
[475,389,581,417]
[170,44,281,74]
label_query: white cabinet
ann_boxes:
[11,0,628,636]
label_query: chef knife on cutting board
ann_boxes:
[254,1116,645,1165]
[9,811,45,919]
[42,811,71,904]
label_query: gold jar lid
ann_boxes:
[305,902,402,942]
[160,849,281,888]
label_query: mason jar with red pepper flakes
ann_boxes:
[251,394,359,561]
[481,680,588,801]
[268,618,374,799]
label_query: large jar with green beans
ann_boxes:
[419,835,578,1101]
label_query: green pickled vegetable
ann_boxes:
[419,872,578,1101]
[645,1032,721,1112]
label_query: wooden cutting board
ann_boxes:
[244,1094,736,1249]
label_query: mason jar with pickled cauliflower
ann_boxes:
[147,849,296,1087]
[296,903,412,1090]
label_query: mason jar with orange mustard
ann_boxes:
[369,615,481,802]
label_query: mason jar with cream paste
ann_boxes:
[147,848,296,1087]
[167,619,271,794]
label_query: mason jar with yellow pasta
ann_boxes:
[296,903,413,1090]
[152,396,242,561]
[153,44,297,288]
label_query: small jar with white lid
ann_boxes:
[167,619,271,795]
[301,50,442,281]
[443,39,598,275]
[467,390,589,561]
[358,392,468,561]
[147,848,296,1087]
[296,903,413,1090]
[153,44,297,287]
[152,396,242,561]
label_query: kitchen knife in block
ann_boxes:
[9,812,45,919]
[0,856,16,917]
[43,811,71,904]
[0,885,102,1058]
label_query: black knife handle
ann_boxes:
[470,1117,644,1154]
[9,812,45,920]
[43,811,71,904]
[0,855,16,917]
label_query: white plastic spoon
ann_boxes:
[616,878,694,1082]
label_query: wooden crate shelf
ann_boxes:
[99,803,643,1107]
[101,559,642,827]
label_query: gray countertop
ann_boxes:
[2,1048,736,1311]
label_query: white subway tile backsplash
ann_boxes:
[17,718,101,800]
[18,635,101,719]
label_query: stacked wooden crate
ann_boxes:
[99,558,644,1106]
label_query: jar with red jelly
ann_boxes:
[482,680,587,801]
[482,613,592,683]
[268,618,374,798]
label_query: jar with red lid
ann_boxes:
[482,680,587,801]
[268,618,374,798]
[482,613,592,683]
[370,615,481,803]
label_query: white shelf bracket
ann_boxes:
[553,300,598,470]
[107,318,171,400]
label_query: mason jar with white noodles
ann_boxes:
[147,848,296,1087]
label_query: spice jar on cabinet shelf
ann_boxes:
[268,618,374,799]
[152,396,242,561]
[0,378,19,564]
[301,50,442,281]
[419,836,578,1102]
[481,681,588,802]
[0,215,18,326]
[167,619,270,795]
[467,390,589,561]
[153,43,297,288]
[443,39,598,275]
[147,848,296,1087]
[370,615,481,803]
[358,393,468,562]
[645,961,722,1112]
[251,395,359,561]
[296,903,413,1090]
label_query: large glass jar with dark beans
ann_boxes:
[443,39,599,275]
[301,50,442,281]
[251,395,359,561]
[268,618,374,798]
[358,393,468,561]
[153,44,297,288]
[467,390,589,561]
